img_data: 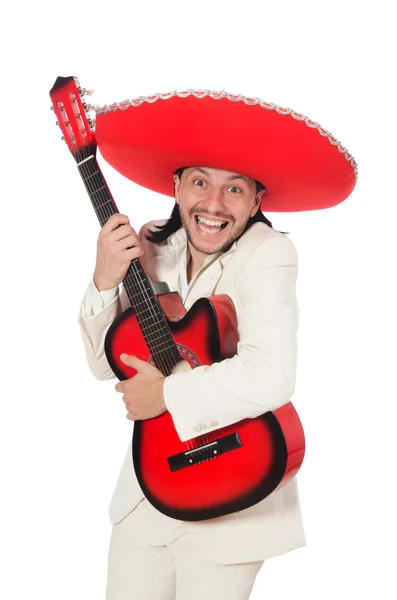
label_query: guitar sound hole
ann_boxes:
[148,343,200,371]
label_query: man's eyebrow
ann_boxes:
[189,168,250,183]
[227,174,250,183]
[189,167,211,177]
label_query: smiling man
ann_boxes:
[77,90,357,600]
[173,166,265,280]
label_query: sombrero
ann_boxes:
[94,90,358,212]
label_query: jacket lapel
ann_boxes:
[183,246,236,308]
[144,227,236,308]
[184,259,224,308]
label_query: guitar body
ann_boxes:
[105,291,305,521]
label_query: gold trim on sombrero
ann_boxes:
[94,89,358,182]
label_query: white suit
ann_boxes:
[78,219,306,568]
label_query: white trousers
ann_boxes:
[106,500,264,600]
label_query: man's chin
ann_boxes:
[187,229,233,256]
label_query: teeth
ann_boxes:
[198,222,222,234]
[197,216,227,227]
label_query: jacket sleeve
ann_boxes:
[77,281,121,380]
[163,234,299,442]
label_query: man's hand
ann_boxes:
[115,354,167,421]
[93,214,144,291]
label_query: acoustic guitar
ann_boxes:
[49,75,305,521]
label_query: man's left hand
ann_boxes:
[115,354,167,421]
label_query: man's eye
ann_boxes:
[193,179,205,187]
[228,186,242,193]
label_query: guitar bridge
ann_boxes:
[167,433,242,472]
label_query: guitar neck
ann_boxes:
[77,148,118,227]
[77,148,181,372]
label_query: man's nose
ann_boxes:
[204,187,225,211]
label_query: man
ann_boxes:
[78,90,357,599]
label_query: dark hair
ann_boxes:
[145,167,286,246]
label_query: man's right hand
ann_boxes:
[93,213,144,291]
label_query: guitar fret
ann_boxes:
[139,321,171,337]
[83,170,100,181]
[143,332,174,346]
[94,198,113,210]
[150,342,177,356]
[139,321,171,338]
[133,307,162,317]
[124,284,152,295]
[138,322,168,339]
[137,324,171,344]
[138,312,166,325]
[130,297,160,310]
[139,316,168,330]
[90,185,107,196]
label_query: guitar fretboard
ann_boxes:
[76,148,181,375]
[78,152,116,226]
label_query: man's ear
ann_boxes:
[250,189,265,217]
[173,174,181,205]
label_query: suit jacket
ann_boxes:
[78,220,306,564]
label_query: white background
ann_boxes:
[1,1,396,598]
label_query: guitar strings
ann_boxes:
[78,155,175,378]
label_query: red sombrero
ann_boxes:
[94,90,358,212]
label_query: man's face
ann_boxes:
[174,166,264,257]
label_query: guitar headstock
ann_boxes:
[49,76,97,162]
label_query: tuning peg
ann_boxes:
[55,121,60,126]
[50,106,55,111]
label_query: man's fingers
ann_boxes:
[100,213,130,236]
[120,354,158,374]
[120,354,137,366]
[113,237,142,256]
[111,226,137,244]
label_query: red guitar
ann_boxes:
[50,75,305,521]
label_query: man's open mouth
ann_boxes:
[195,215,229,234]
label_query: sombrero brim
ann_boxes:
[94,90,358,212]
